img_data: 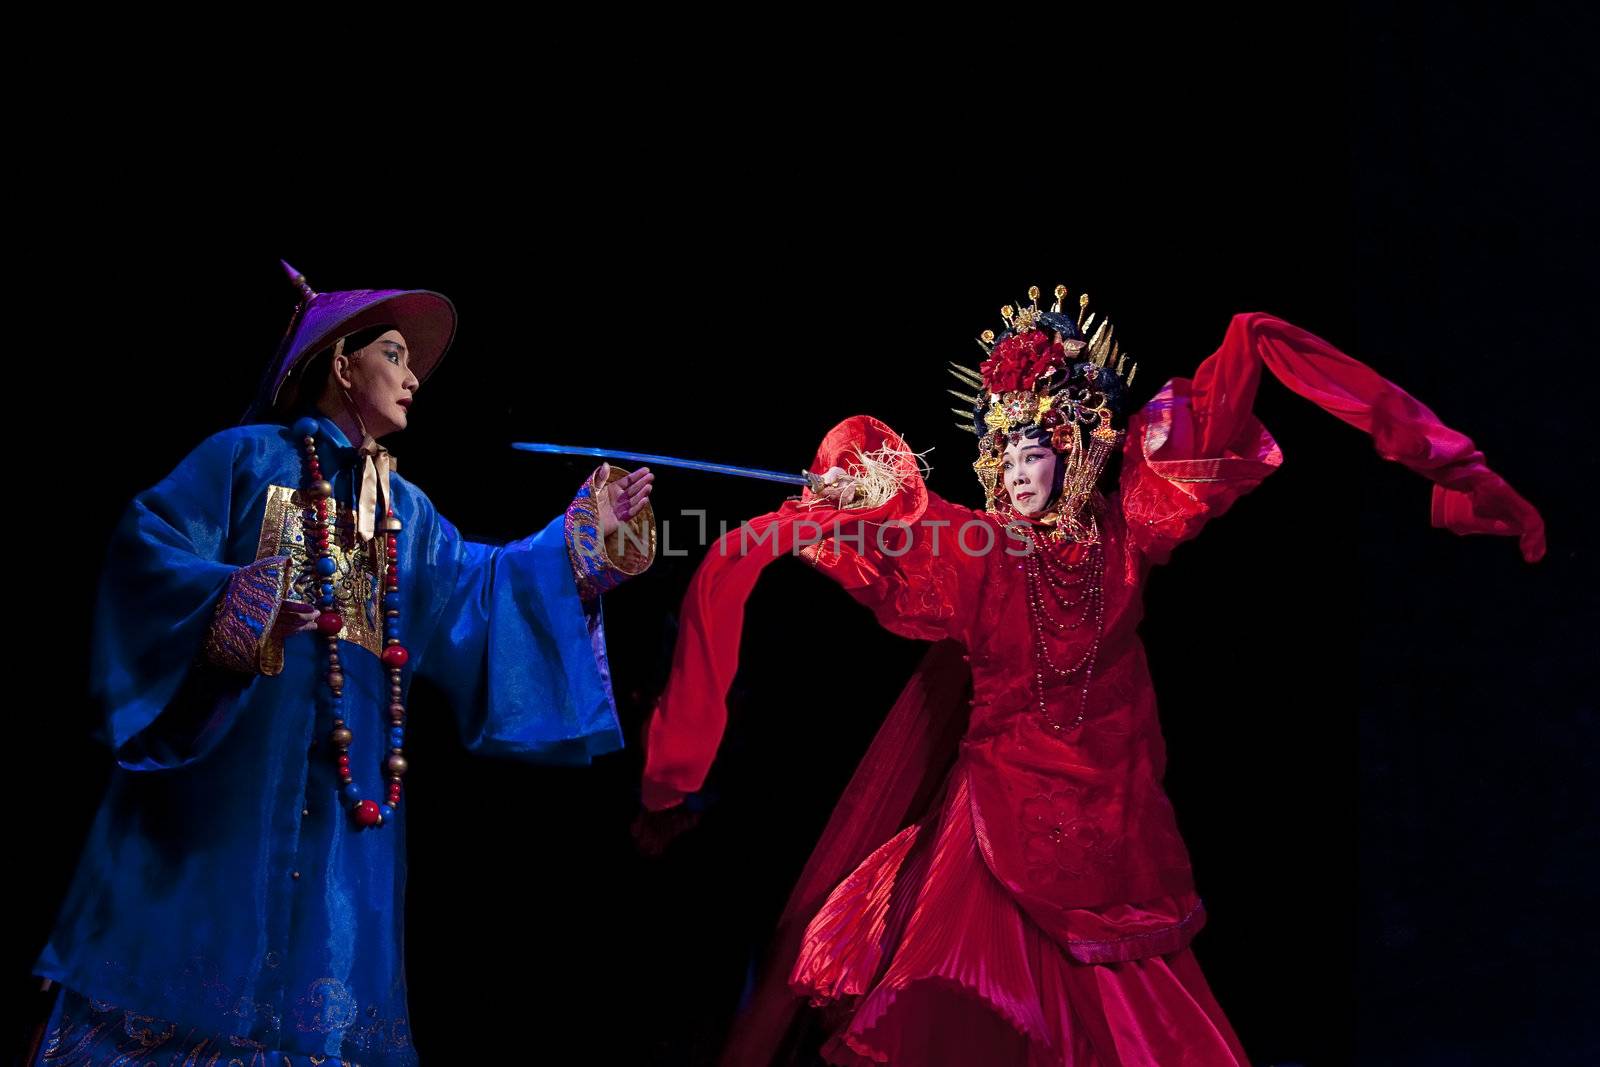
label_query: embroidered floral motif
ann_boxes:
[894,554,962,627]
[1020,789,1122,885]
[38,986,397,1067]
[120,1011,176,1048]
[294,977,359,1034]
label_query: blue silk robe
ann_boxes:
[33,415,634,1065]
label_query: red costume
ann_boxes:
[643,310,1543,1066]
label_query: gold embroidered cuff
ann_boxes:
[204,555,291,676]
[565,465,657,600]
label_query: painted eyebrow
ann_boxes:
[378,340,408,354]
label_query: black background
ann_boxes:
[12,6,1597,1065]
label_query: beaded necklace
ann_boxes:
[1019,521,1106,735]
[293,417,410,829]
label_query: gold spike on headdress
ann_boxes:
[1077,292,1090,330]
[1050,284,1068,313]
[1087,318,1115,369]
[947,388,980,404]
[948,361,985,385]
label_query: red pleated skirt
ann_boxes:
[790,767,1251,1066]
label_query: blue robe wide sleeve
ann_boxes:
[35,415,627,1065]
[410,497,624,764]
[93,428,278,770]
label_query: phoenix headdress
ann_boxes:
[947,284,1137,540]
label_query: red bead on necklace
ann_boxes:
[295,420,409,830]
[1020,524,1106,735]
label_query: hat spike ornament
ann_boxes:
[280,259,317,304]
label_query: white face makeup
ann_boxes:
[333,329,418,439]
[1002,435,1059,517]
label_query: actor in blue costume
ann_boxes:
[29,264,656,1066]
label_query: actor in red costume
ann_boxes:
[640,289,1544,1066]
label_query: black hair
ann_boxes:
[281,324,398,416]
[1070,360,1132,421]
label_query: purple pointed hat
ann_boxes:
[245,260,457,422]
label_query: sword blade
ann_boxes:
[511,442,812,486]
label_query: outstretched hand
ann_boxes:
[601,465,654,537]
[816,465,859,507]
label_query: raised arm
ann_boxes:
[1122,312,1544,564]
[642,416,986,810]
[410,464,655,765]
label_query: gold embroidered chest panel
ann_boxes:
[254,484,386,658]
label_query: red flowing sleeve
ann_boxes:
[1120,376,1284,565]
[1122,312,1545,565]
[641,415,985,810]
[798,478,987,645]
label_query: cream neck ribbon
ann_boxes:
[355,436,392,545]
